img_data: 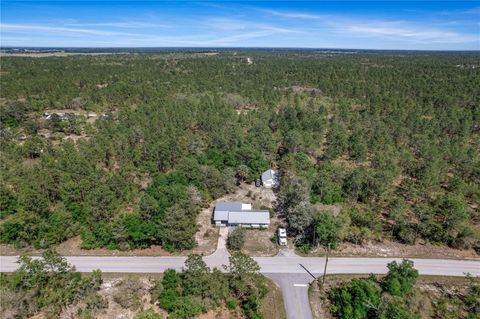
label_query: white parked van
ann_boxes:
[278,228,287,246]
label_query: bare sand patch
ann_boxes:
[301,240,479,260]
[241,216,282,257]
[218,182,277,209]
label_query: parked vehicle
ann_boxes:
[278,227,287,246]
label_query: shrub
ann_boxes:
[113,278,145,310]
[328,278,381,319]
[382,260,419,297]
[158,269,180,311]
[134,308,164,319]
[226,298,239,309]
[314,211,342,249]
[380,301,418,319]
[169,296,203,319]
[0,251,103,318]
[227,227,246,251]
[84,293,108,310]
[159,288,179,311]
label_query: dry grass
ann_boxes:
[240,216,282,257]
[219,182,277,209]
[300,240,479,259]
[241,229,278,257]
[261,277,287,319]
[196,203,221,255]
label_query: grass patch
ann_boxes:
[261,277,287,319]
[241,229,279,256]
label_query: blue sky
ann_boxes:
[1,1,479,50]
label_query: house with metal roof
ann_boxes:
[213,201,270,228]
[261,169,279,188]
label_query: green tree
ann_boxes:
[182,254,210,296]
[138,194,161,221]
[277,174,313,238]
[161,203,197,251]
[379,301,418,319]
[328,278,381,319]
[224,253,261,279]
[227,227,246,251]
[158,269,180,311]
[314,211,342,249]
[382,260,419,297]
[236,164,251,183]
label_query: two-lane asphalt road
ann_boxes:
[1,255,478,319]
[2,255,478,275]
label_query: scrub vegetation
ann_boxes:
[310,260,479,319]
[0,51,478,254]
[0,251,278,319]
[0,251,104,318]
[154,253,269,319]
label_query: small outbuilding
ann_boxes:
[261,169,279,188]
[213,201,270,228]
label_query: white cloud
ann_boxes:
[261,9,324,20]
[66,21,169,28]
[201,17,302,46]
[340,21,479,43]
[209,30,278,44]
[1,5,478,49]
[261,7,478,45]
[207,18,248,30]
[0,23,137,36]
[207,18,298,33]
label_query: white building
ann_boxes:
[261,169,279,188]
[213,201,270,228]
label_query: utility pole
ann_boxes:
[313,226,316,248]
[321,243,331,288]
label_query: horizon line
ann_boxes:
[2,46,480,52]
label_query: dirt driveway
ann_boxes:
[218,182,277,209]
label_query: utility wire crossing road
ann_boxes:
[1,255,479,319]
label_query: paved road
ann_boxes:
[1,255,478,319]
[266,273,316,319]
[2,255,478,275]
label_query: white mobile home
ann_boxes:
[261,169,279,188]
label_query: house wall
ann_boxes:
[263,179,273,188]
[229,223,269,228]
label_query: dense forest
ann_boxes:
[0,51,479,253]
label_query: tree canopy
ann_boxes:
[0,51,478,253]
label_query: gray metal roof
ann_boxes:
[213,210,229,222]
[213,202,270,225]
[228,210,270,225]
[261,169,276,182]
[215,201,243,211]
